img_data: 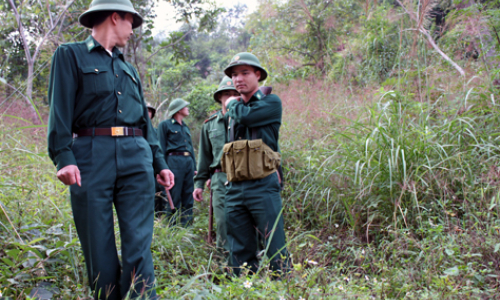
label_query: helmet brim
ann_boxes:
[79,5,143,29]
[223,60,268,82]
[213,86,238,102]
[167,101,189,118]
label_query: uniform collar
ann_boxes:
[171,118,185,126]
[85,36,124,60]
[250,89,264,102]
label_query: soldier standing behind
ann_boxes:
[146,103,167,216]
[47,0,174,298]
[158,99,196,226]
[222,52,290,277]
[193,76,240,255]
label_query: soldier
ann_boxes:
[222,52,290,277]
[146,103,167,216]
[193,76,239,254]
[47,0,174,299]
[158,99,196,226]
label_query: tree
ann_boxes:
[6,0,75,121]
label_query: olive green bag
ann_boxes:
[221,119,281,182]
[221,139,281,182]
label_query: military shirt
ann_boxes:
[157,118,196,169]
[226,89,282,152]
[47,36,168,173]
[193,110,227,190]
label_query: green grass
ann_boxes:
[2,78,500,299]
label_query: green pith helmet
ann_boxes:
[223,52,268,82]
[146,102,156,119]
[79,0,144,29]
[213,76,238,102]
[167,98,189,118]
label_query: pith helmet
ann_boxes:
[79,0,144,29]
[167,98,189,118]
[224,52,268,82]
[213,76,238,102]
[146,102,156,119]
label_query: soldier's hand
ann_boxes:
[225,96,240,107]
[193,188,204,202]
[205,179,211,191]
[157,169,175,190]
[194,170,198,175]
[57,165,81,186]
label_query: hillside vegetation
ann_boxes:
[1,0,500,299]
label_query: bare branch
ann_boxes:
[33,0,75,61]
[395,0,465,76]
[8,0,33,64]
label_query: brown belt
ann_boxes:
[168,152,191,156]
[213,169,222,173]
[74,127,143,137]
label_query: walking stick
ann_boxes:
[208,188,214,244]
[165,189,175,211]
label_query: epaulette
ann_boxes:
[204,113,218,123]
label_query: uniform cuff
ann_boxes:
[55,151,77,171]
[194,180,205,190]
[153,158,169,174]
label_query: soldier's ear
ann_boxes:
[255,69,261,81]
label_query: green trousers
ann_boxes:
[70,136,156,300]
[225,172,290,276]
[211,171,229,253]
[164,155,194,226]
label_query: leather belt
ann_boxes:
[168,152,191,156]
[74,127,142,137]
[213,169,222,173]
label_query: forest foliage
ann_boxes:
[1,0,500,298]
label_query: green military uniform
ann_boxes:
[194,76,236,253]
[147,103,167,216]
[157,99,196,226]
[223,53,290,276]
[47,33,165,300]
[47,1,164,298]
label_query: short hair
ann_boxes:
[91,11,128,27]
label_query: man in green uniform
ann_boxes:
[193,76,239,254]
[158,99,196,226]
[47,1,174,299]
[223,52,290,277]
[146,103,168,216]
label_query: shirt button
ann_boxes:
[116,74,118,78]
[119,110,122,113]
[238,137,242,139]
[117,91,122,95]
[94,68,98,72]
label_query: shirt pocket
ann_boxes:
[123,69,141,101]
[81,66,113,96]
[168,129,182,144]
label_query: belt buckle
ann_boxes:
[111,127,125,136]
[184,152,190,156]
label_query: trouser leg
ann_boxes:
[211,172,228,253]
[226,181,258,276]
[180,158,194,226]
[115,137,156,299]
[248,173,290,274]
[70,137,121,300]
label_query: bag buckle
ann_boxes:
[111,127,125,136]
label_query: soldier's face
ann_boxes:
[219,90,240,107]
[148,109,153,120]
[231,65,261,95]
[178,106,189,117]
[115,13,134,47]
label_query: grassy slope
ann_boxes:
[2,66,500,300]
